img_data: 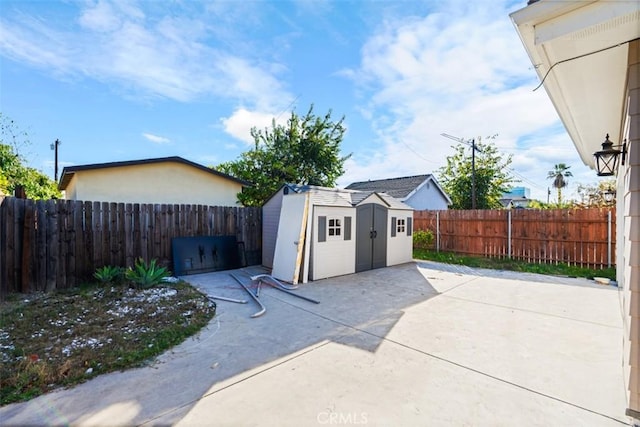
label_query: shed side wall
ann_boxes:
[262,189,284,268]
[311,206,356,280]
[387,210,414,266]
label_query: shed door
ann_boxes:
[272,193,309,283]
[355,204,387,272]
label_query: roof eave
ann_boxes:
[510,0,639,168]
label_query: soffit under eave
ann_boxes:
[511,4,638,167]
[538,42,628,167]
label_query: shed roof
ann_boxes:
[280,184,412,210]
[59,156,251,190]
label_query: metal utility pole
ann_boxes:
[51,139,61,181]
[441,133,482,209]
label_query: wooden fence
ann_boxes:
[0,196,262,297]
[413,208,616,268]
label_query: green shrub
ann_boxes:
[93,265,124,285]
[413,229,434,249]
[125,258,170,289]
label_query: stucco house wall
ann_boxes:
[60,157,247,206]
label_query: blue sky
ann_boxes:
[0,0,602,202]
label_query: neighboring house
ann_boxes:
[345,174,451,210]
[59,156,250,206]
[500,186,532,209]
[511,1,639,422]
[262,184,413,283]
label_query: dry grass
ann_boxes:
[0,281,215,405]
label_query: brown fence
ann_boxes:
[413,208,616,268]
[0,196,262,297]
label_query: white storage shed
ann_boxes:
[262,184,414,283]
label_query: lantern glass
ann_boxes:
[593,134,621,176]
[603,190,615,203]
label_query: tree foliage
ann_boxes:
[0,114,61,199]
[217,105,351,206]
[547,163,573,205]
[576,179,616,207]
[437,139,515,210]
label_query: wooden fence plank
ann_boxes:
[35,199,47,291]
[0,197,6,297]
[21,199,34,293]
[57,200,68,290]
[92,201,102,268]
[73,201,84,283]
[46,199,58,291]
[124,203,134,268]
[115,203,124,267]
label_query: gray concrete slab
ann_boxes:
[0,262,630,426]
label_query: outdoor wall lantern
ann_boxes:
[594,134,627,176]
[603,189,616,204]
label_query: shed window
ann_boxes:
[396,218,406,235]
[328,218,342,237]
[344,216,352,240]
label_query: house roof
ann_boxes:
[346,174,452,205]
[58,156,251,190]
[510,1,640,167]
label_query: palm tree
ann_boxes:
[547,163,573,205]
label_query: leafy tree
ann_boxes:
[437,139,515,209]
[0,114,61,199]
[547,163,572,205]
[217,105,351,206]
[576,179,616,207]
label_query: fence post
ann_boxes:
[436,211,440,252]
[508,210,512,259]
[607,210,612,268]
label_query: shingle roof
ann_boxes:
[279,184,412,210]
[345,175,432,199]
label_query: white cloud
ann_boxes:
[220,107,290,145]
[142,133,170,144]
[0,2,292,105]
[338,2,594,203]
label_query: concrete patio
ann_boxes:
[0,261,630,426]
